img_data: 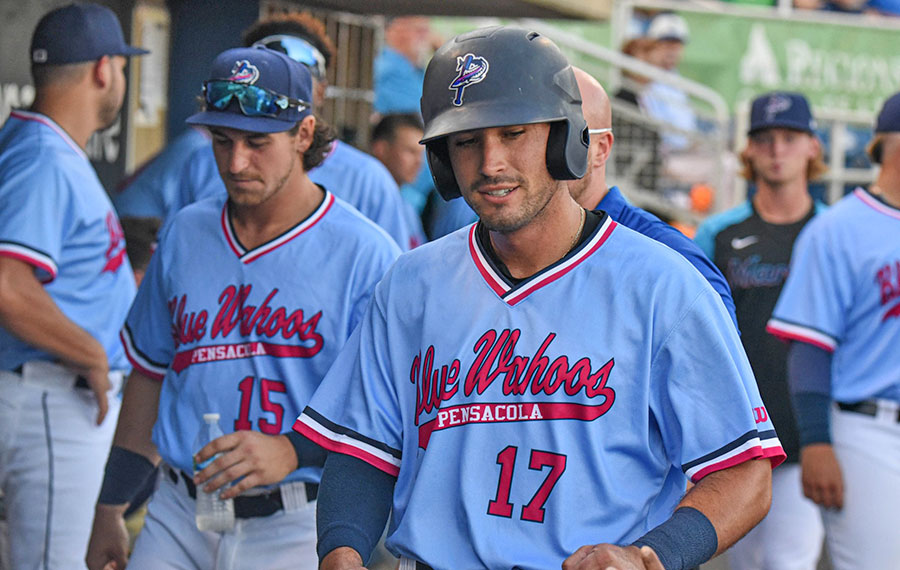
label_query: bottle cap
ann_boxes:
[203,413,220,422]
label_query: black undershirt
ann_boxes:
[474,209,602,285]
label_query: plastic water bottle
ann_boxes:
[193,413,234,532]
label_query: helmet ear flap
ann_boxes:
[546,121,589,180]
[426,140,462,200]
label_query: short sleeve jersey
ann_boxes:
[113,128,211,218]
[121,192,400,481]
[0,111,136,370]
[298,216,784,568]
[768,188,900,403]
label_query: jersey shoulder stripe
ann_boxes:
[0,241,57,282]
[683,428,784,482]
[766,318,838,352]
[120,325,167,380]
[294,407,402,476]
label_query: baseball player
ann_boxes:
[567,67,738,330]
[767,92,900,570]
[695,92,827,570]
[115,12,417,251]
[85,47,400,570]
[0,4,145,568]
[370,113,429,247]
[296,26,784,570]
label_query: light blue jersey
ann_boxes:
[298,215,784,568]
[113,128,211,218]
[768,188,900,403]
[0,111,136,370]
[116,135,415,250]
[309,141,415,250]
[121,191,400,482]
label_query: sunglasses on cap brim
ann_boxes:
[252,34,327,80]
[202,80,311,118]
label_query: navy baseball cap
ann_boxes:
[186,47,313,134]
[748,92,816,135]
[875,91,900,133]
[30,3,148,65]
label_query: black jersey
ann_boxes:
[696,199,826,463]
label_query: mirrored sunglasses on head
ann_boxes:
[253,34,327,80]
[203,80,311,118]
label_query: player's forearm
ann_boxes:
[285,430,327,469]
[317,452,395,564]
[0,257,107,370]
[96,371,161,509]
[111,370,162,461]
[678,458,772,555]
[787,341,834,446]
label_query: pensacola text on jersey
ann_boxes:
[412,328,617,448]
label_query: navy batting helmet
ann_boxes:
[420,26,589,200]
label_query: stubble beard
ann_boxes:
[472,177,559,234]
[229,151,296,209]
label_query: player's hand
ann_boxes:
[562,544,664,570]
[319,547,367,570]
[193,431,299,499]
[800,443,844,509]
[81,364,112,425]
[85,503,129,570]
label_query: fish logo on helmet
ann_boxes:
[420,26,589,201]
[449,53,490,106]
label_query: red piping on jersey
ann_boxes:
[468,216,617,306]
[690,444,785,483]
[0,249,56,284]
[220,192,335,263]
[468,225,508,297]
[293,419,401,477]
[855,187,900,221]
[765,323,836,353]
[9,110,87,159]
[507,218,616,306]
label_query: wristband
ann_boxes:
[97,446,157,506]
[632,507,717,570]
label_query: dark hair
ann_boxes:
[242,13,334,70]
[120,216,162,273]
[294,114,337,171]
[371,113,424,143]
[30,61,91,89]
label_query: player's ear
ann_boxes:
[293,115,316,154]
[594,131,614,169]
[92,55,112,88]
[807,134,822,159]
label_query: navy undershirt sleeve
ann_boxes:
[316,452,396,563]
[787,341,834,446]
[285,430,327,468]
